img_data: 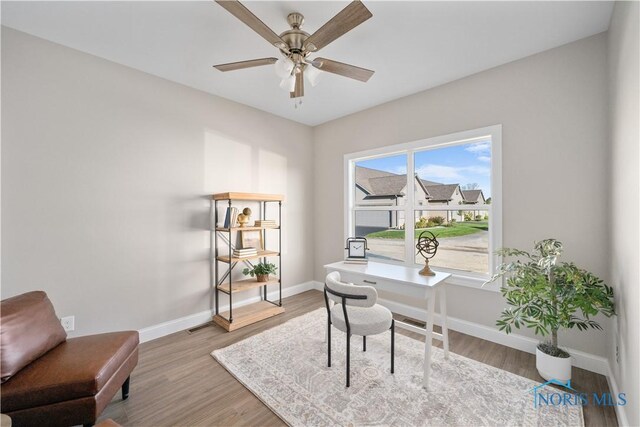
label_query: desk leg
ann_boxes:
[439,287,450,360]
[423,291,436,389]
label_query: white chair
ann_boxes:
[323,271,395,387]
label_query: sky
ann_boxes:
[356,138,492,197]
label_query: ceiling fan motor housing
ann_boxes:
[280,13,310,55]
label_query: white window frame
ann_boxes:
[344,125,502,291]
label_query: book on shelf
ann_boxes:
[255,220,277,227]
[233,248,258,258]
[223,208,231,228]
[231,207,239,227]
[344,257,368,264]
[234,247,257,253]
[222,207,240,228]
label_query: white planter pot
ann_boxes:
[536,347,572,382]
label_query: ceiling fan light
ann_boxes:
[279,74,296,92]
[275,58,294,78]
[305,65,322,87]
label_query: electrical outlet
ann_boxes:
[60,316,75,332]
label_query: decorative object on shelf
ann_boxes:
[483,238,615,382]
[241,230,264,250]
[255,219,277,227]
[243,262,278,283]
[345,237,368,263]
[213,0,374,100]
[223,207,240,228]
[232,208,240,227]
[416,231,439,276]
[237,207,252,228]
[233,248,258,258]
[212,192,284,332]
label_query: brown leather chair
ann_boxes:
[0,291,139,427]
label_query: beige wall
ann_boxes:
[313,33,612,357]
[607,2,639,425]
[1,27,314,337]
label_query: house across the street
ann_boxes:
[355,166,487,234]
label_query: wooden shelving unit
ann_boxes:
[215,226,280,232]
[217,278,280,295]
[214,301,284,332]
[211,192,284,332]
[216,250,279,264]
[213,192,283,202]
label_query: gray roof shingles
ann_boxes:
[356,166,476,203]
[355,166,398,194]
[424,184,460,201]
[461,189,484,203]
[367,174,408,196]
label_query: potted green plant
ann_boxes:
[484,239,615,382]
[243,262,278,283]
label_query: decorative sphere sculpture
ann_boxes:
[416,230,439,276]
[237,207,252,228]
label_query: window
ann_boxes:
[352,153,407,261]
[345,126,502,288]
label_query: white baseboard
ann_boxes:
[139,308,214,343]
[606,364,630,426]
[138,281,317,343]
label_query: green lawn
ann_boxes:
[366,221,488,239]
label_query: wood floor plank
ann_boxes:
[98,290,617,426]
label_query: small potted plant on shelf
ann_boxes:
[243,262,278,283]
[484,238,615,382]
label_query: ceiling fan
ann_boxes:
[213,0,374,100]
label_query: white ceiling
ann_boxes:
[2,1,614,126]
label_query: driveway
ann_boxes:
[367,231,489,274]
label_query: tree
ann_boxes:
[486,197,492,204]
[462,183,480,190]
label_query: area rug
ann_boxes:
[211,309,583,426]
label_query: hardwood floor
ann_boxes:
[99,290,618,426]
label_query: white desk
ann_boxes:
[324,261,451,389]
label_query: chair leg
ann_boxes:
[363,335,366,352]
[346,333,351,387]
[122,376,131,400]
[391,320,395,374]
[327,318,332,367]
